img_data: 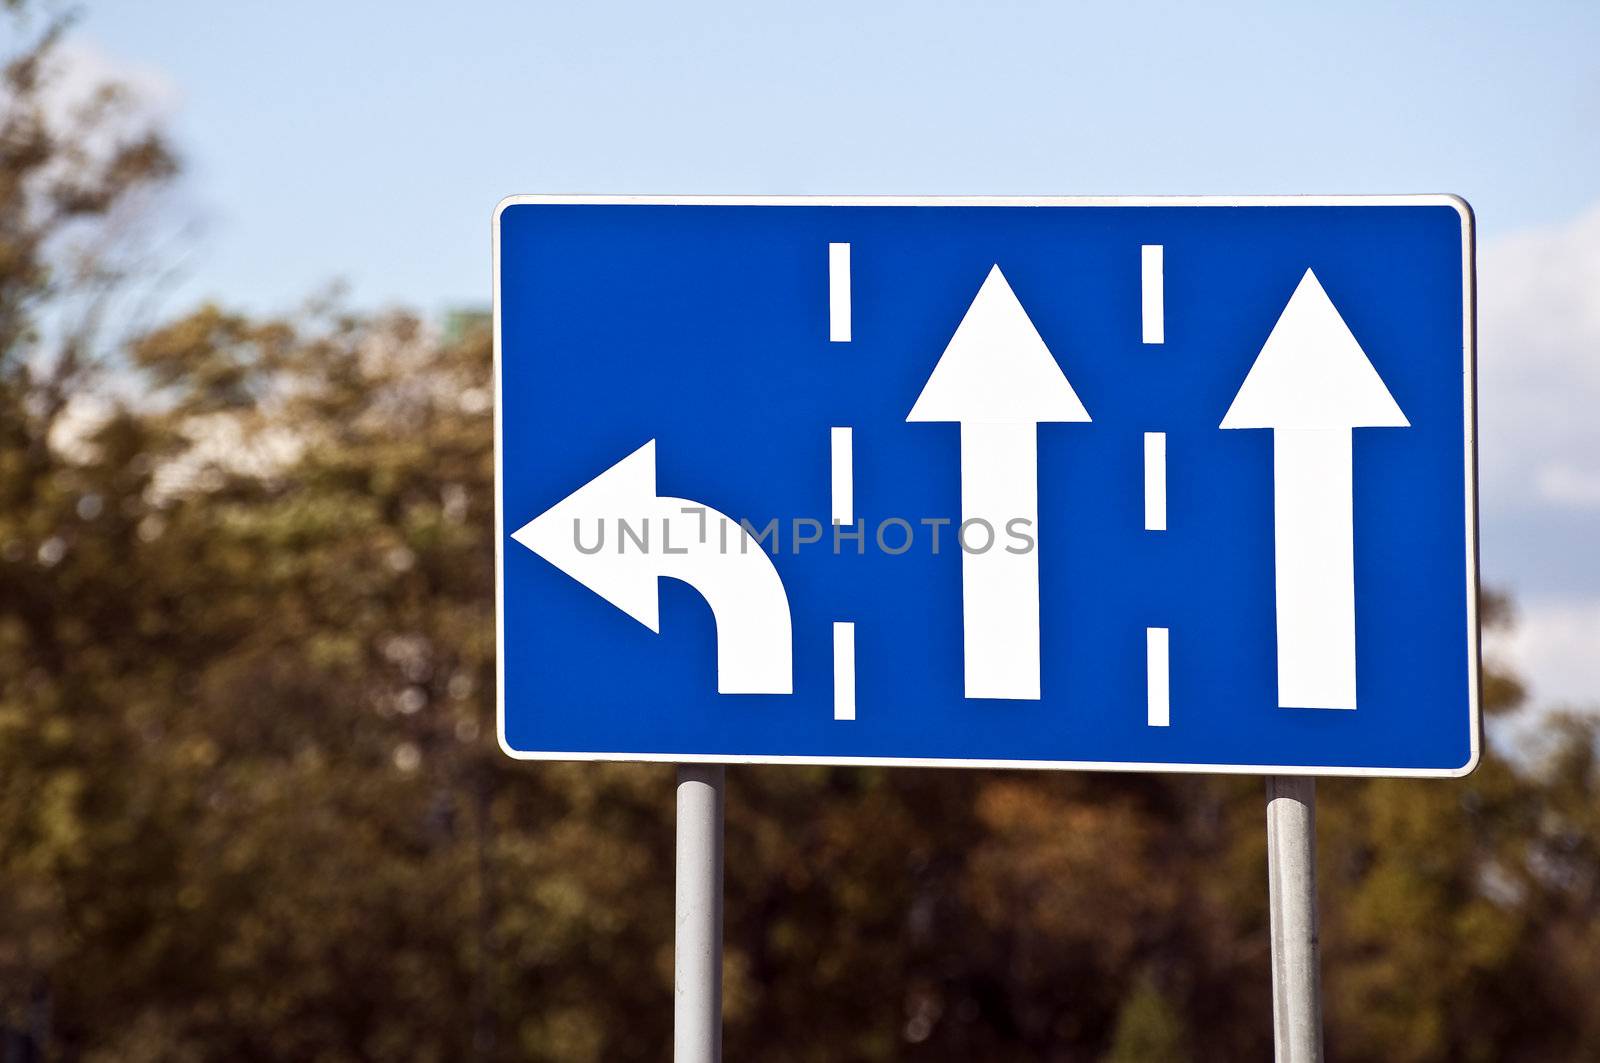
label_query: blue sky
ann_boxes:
[75,1,1600,313]
[66,0,1600,710]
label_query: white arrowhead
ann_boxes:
[511,439,662,631]
[1221,269,1408,430]
[908,265,1091,425]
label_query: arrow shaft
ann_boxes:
[1272,429,1355,709]
[658,501,793,695]
[958,422,1040,700]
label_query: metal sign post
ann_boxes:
[1267,776,1322,1062]
[675,765,724,1062]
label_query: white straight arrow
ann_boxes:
[510,440,793,694]
[1222,269,1409,709]
[908,265,1092,700]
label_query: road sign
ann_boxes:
[495,195,1479,777]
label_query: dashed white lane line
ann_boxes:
[1144,431,1167,532]
[829,242,851,342]
[831,426,854,525]
[1142,244,1164,344]
[834,621,856,720]
[1147,627,1170,727]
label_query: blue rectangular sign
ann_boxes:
[495,196,1479,776]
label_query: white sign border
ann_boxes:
[492,194,1480,778]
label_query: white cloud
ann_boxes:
[0,35,182,209]
[1486,596,1600,711]
[40,38,182,125]
[1479,202,1600,515]
[1476,202,1600,711]
[1535,465,1600,508]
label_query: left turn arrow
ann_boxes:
[511,440,794,694]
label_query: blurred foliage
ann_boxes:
[3,9,1600,1062]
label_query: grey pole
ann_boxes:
[1266,776,1323,1062]
[675,764,724,1062]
